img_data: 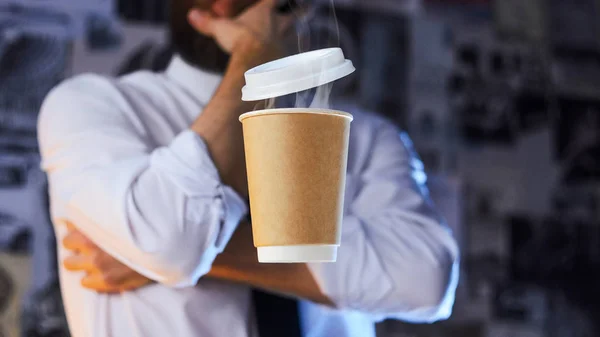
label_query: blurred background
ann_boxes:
[1,0,600,336]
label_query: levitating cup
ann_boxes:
[240,48,355,263]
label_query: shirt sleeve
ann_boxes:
[38,75,247,287]
[307,119,459,323]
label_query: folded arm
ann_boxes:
[307,121,459,322]
[39,75,247,287]
[203,119,458,321]
[59,114,458,322]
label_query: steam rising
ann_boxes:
[260,82,332,110]
[257,0,340,111]
[308,83,333,109]
[263,97,276,110]
[291,83,333,109]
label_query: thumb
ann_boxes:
[187,8,247,53]
[188,9,218,36]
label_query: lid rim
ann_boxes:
[246,48,341,75]
[242,60,355,101]
[241,48,355,101]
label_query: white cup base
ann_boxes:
[257,245,338,263]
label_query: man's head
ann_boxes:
[169,0,260,74]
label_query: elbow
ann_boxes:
[366,249,459,323]
[397,224,460,322]
[389,249,459,323]
[311,232,459,322]
[322,257,457,322]
[407,256,458,322]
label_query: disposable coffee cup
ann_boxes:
[240,48,355,263]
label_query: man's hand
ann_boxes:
[188,0,294,68]
[61,221,332,305]
[62,222,153,293]
[188,0,299,198]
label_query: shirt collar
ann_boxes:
[165,55,223,105]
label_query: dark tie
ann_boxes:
[252,289,302,337]
[247,201,301,337]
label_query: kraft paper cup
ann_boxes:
[239,108,353,263]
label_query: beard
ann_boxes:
[169,0,230,74]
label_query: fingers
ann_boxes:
[81,271,152,293]
[81,273,123,293]
[63,249,153,292]
[63,254,95,272]
[189,8,250,53]
[65,221,76,231]
[62,228,97,254]
[80,270,123,290]
[63,250,108,270]
[60,221,153,293]
[188,9,217,36]
[66,252,152,292]
[119,277,153,291]
[95,260,138,285]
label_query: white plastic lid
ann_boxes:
[257,245,338,263]
[241,47,355,101]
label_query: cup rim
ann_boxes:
[239,108,354,122]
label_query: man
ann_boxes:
[37,0,459,336]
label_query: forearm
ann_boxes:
[206,222,334,306]
[304,212,458,321]
[190,41,270,197]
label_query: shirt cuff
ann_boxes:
[214,184,248,250]
[152,129,249,249]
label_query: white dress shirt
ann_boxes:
[38,55,459,337]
